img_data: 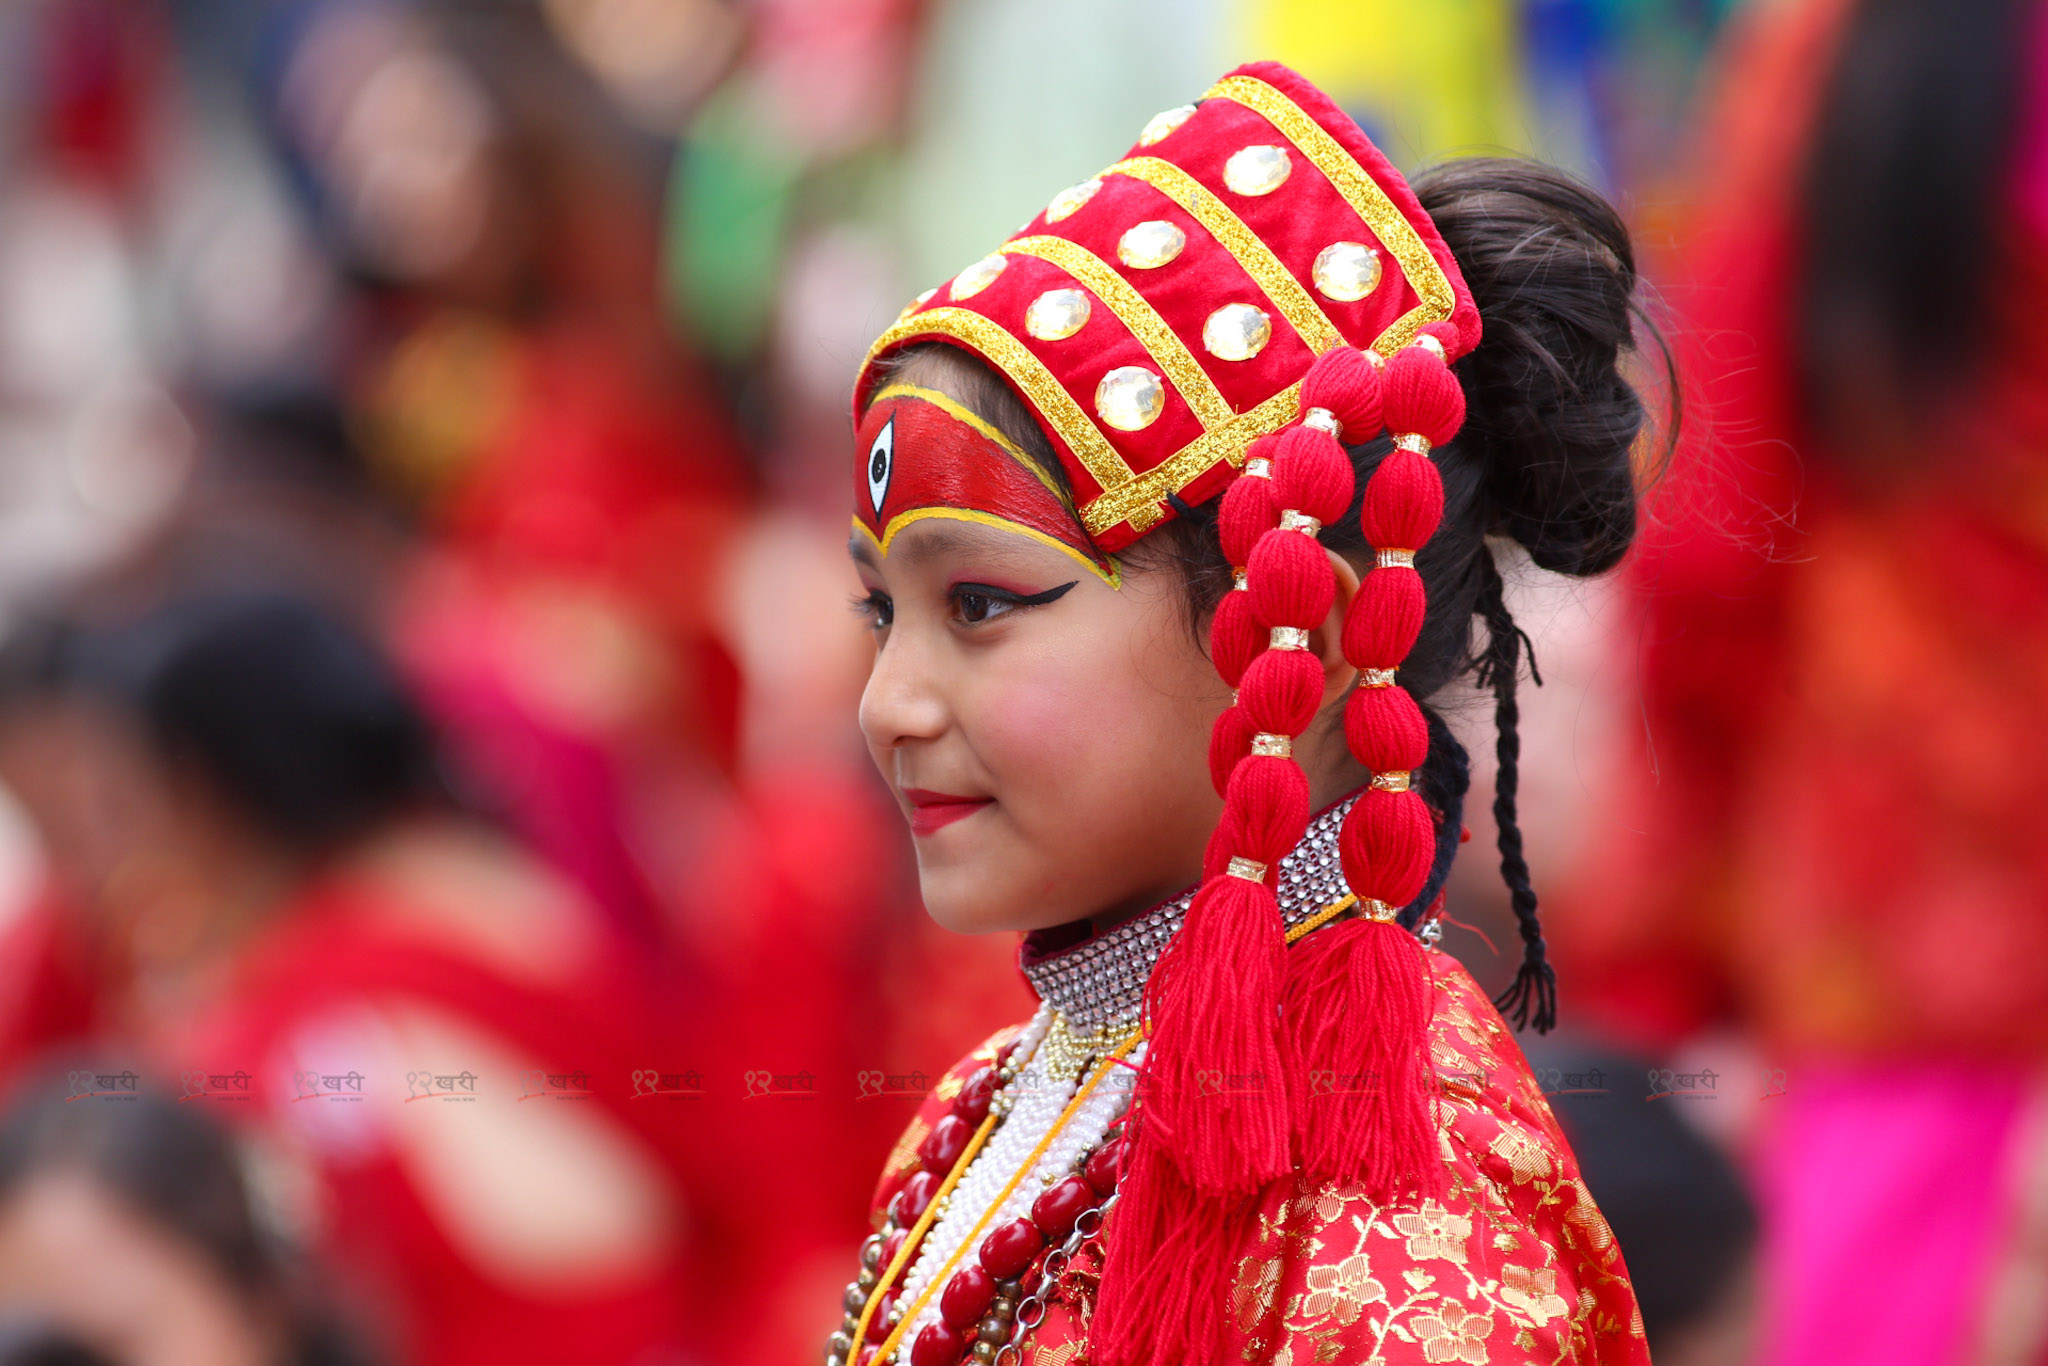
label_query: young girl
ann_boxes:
[832,63,1654,1366]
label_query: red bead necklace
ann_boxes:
[827,1037,1129,1366]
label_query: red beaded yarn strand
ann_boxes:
[1092,414,1353,1366]
[1281,321,1465,1197]
[1205,435,1281,793]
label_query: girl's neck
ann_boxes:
[1017,791,1361,1032]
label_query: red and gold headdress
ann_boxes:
[855,61,1481,1366]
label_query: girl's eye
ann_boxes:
[949,580,1077,627]
[954,590,1011,625]
[851,590,893,630]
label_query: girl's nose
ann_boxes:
[858,627,947,751]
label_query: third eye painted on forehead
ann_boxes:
[851,383,1119,588]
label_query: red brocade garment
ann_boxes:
[846,803,1647,1366]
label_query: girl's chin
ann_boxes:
[916,876,1083,937]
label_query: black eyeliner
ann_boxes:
[955,580,1078,606]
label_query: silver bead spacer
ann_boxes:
[1392,431,1433,455]
[1226,856,1268,882]
[1250,732,1292,758]
[1376,548,1416,570]
[1269,625,1310,650]
[1302,407,1342,437]
[1279,509,1322,536]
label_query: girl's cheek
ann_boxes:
[967,661,1097,771]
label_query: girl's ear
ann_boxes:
[1313,547,1360,712]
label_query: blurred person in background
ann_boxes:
[0,1077,371,1366]
[1526,1037,1761,1366]
[251,0,752,956]
[1554,0,2048,1363]
[0,593,710,1366]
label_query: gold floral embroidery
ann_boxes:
[1500,1265,1571,1326]
[1393,1201,1473,1265]
[1411,1302,1494,1364]
[1488,1126,1554,1186]
[1301,1254,1386,1326]
[1562,1178,1618,1253]
[1233,1254,1284,1332]
[1307,1179,1365,1224]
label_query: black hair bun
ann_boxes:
[1415,158,1653,578]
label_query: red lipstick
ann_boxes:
[901,788,993,836]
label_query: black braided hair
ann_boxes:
[1475,553,1555,1032]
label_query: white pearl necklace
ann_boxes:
[897,1009,1145,1345]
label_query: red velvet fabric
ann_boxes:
[853,61,1479,552]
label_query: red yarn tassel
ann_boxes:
[1091,1131,1265,1366]
[1280,917,1441,1195]
[1141,752,1303,1195]
[1272,334,1471,1207]
[1141,871,1291,1193]
[1102,335,1473,1363]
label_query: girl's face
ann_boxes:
[852,517,1229,934]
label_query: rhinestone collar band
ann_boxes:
[1019,793,1359,1031]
